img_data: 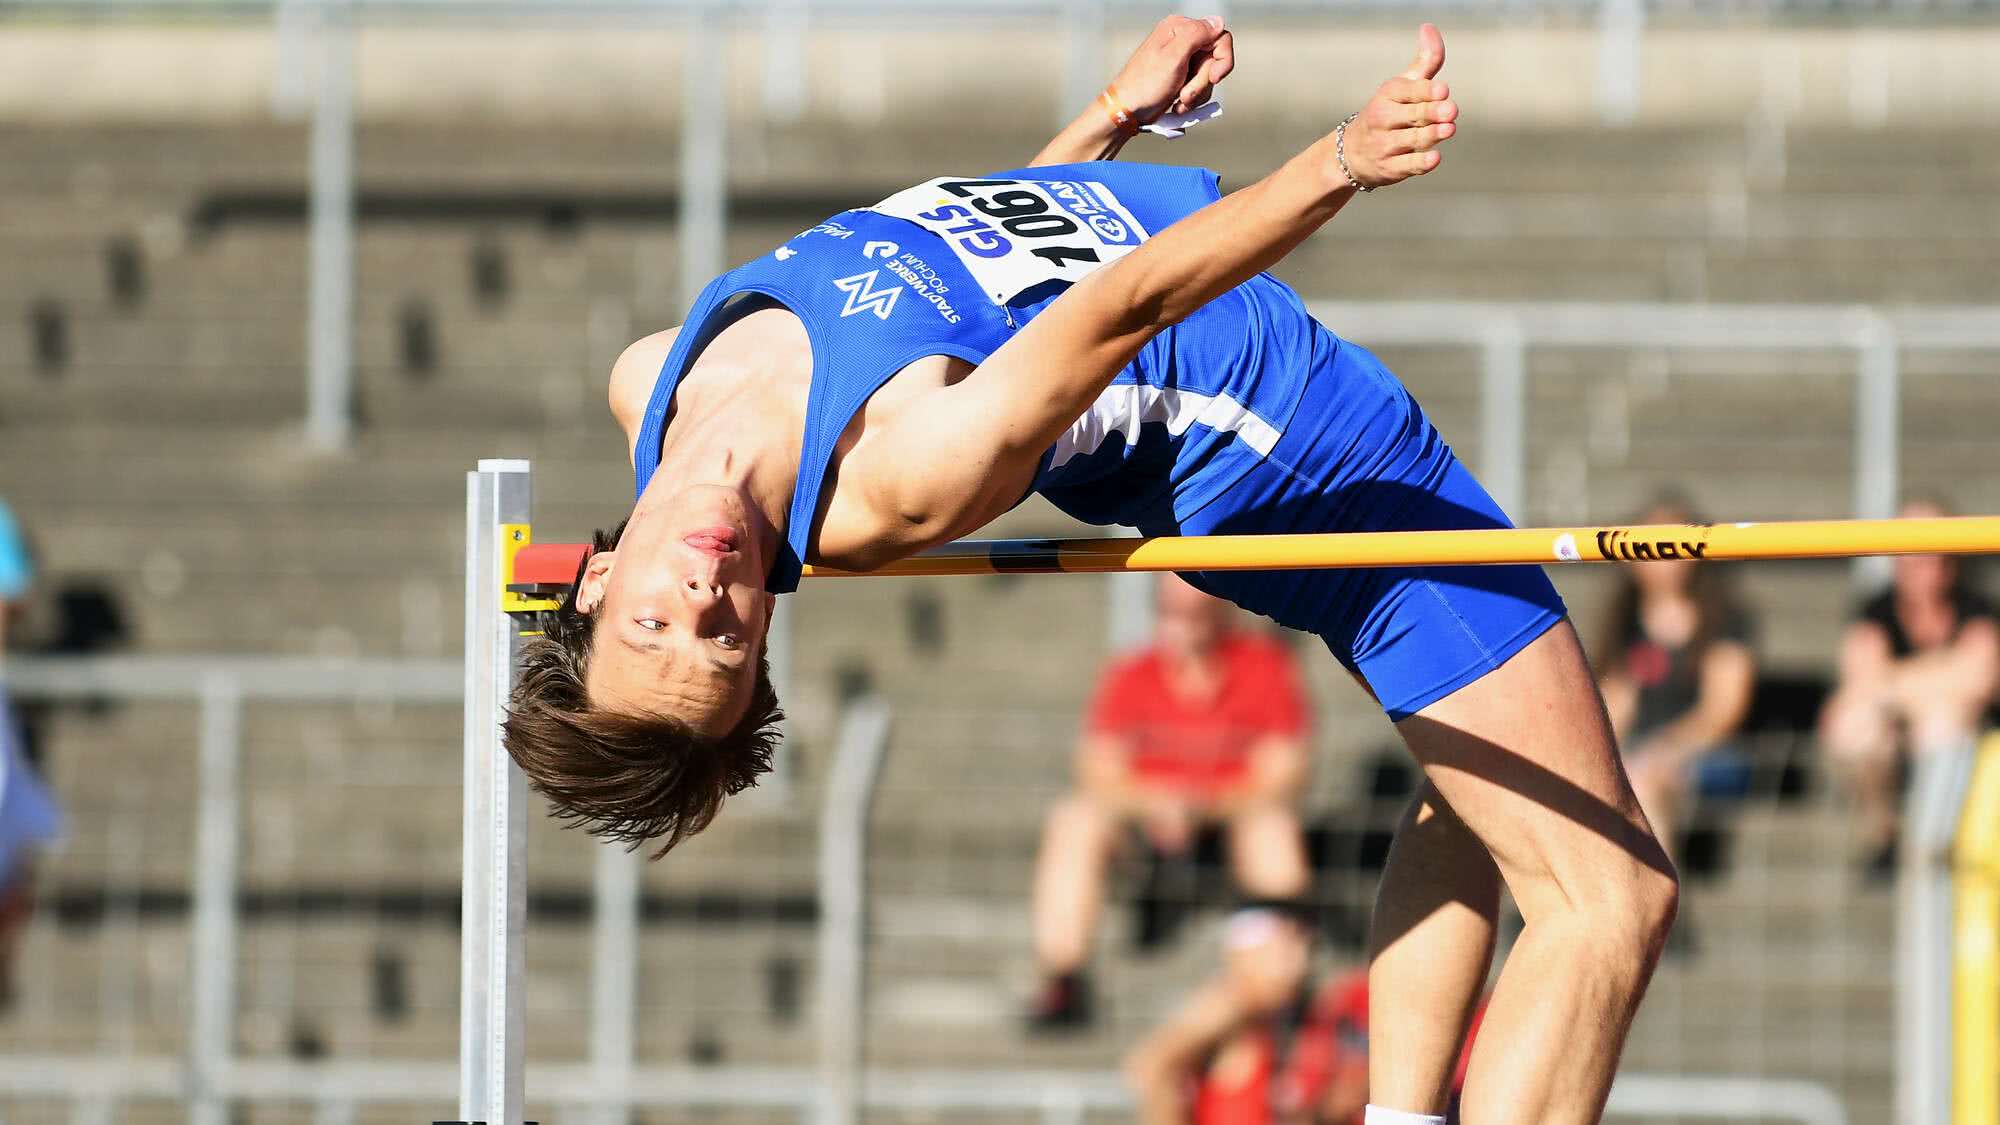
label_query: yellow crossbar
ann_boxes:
[798,516,2000,578]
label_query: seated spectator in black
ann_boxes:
[1124,908,1486,1125]
[1595,494,1758,868]
[1028,576,1312,1031]
[1819,496,1999,879]
[0,498,63,1009]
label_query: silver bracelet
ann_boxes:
[1333,112,1372,193]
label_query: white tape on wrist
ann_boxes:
[1142,98,1222,138]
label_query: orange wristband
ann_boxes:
[1098,87,1140,137]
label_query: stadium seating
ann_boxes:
[4,114,1994,1123]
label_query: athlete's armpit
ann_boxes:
[610,327,680,465]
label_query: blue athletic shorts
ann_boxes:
[1165,338,1567,721]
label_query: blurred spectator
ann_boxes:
[1028,576,1312,1030]
[1595,494,1758,869]
[0,499,64,1009]
[1124,909,1485,1125]
[1819,496,1999,880]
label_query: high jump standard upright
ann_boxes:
[457,457,2000,1122]
[459,459,532,1125]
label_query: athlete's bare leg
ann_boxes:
[1390,620,1678,1124]
[1366,783,1501,1114]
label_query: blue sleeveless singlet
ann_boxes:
[631,161,1297,591]
[631,160,1567,720]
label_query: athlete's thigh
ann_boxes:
[1393,619,1670,913]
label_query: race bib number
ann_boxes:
[868,176,1150,307]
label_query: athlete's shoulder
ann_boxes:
[610,327,680,446]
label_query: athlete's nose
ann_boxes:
[681,573,724,603]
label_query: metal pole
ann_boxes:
[1595,0,1644,126]
[1896,740,1975,1125]
[1902,741,1975,1125]
[1479,315,1528,521]
[270,0,312,121]
[305,0,356,451]
[188,674,243,1125]
[588,844,642,1125]
[762,0,809,124]
[1106,527,1153,652]
[461,460,532,1125]
[1853,311,1900,588]
[679,0,728,311]
[815,698,893,1125]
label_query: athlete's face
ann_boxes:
[1155,574,1231,659]
[573,484,776,736]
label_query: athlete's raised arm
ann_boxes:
[1028,14,1235,167]
[826,26,1456,568]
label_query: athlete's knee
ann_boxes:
[1524,839,1679,966]
[1582,848,1679,964]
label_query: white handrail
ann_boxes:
[0,1057,1848,1125]
[2,655,460,701]
[815,696,893,1125]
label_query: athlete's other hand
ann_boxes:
[1108,14,1235,124]
[1334,23,1457,190]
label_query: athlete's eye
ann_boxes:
[714,633,742,651]
[637,619,665,632]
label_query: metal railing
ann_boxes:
[5,0,1976,448]
[0,651,1864,1125]
[1,654,460,1124]
[1304,300,2000,586]
[0,1050,1852,1124]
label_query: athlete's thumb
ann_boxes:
[1401,23,1445,81]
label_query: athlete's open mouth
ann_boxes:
[682,528,740,556]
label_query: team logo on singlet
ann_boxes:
[869,176,1150,307]
[831,271,902,320]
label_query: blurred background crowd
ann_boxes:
[1,2,1998,1123]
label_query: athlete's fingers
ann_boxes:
[1369,97,1456,130]
[1378,76,1449,106]
[1174,31,1233,113]
[1400,22,1446,81]
[1383,121,1456,155]
[1385,149,1444,181]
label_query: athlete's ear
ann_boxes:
[574,550,617,616]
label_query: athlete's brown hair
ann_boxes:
[502,520,782,858]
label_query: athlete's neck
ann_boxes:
[645,311,812,554]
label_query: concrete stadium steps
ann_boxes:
[0,921,191,1054]
[0,792,1902,1117]
[2,115,1976,1118]
[32,693,817,890]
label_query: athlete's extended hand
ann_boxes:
[1107,14,1235,124]
[1331,24,1458,190]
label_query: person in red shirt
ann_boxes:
[1028,575,1312,1029]
[1126,910,1485,1125]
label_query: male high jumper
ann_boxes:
[505,18,1678,1125]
